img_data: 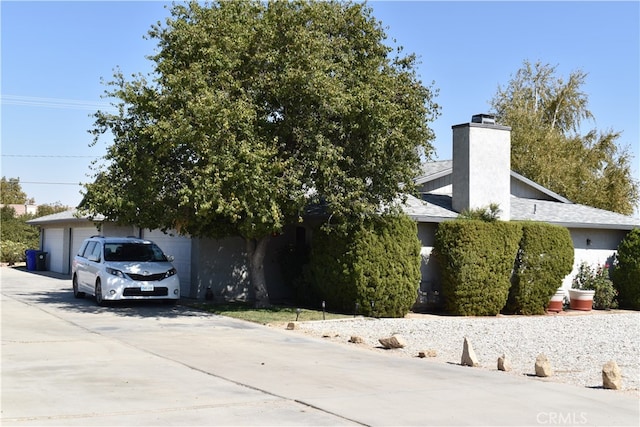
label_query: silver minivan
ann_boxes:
[72,236,180,306]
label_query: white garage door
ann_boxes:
[42,228,64,273]
[70,227,100,259]
[71,227,99,258]
[142,230,191,296]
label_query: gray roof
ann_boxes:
[26,209,104,225]
[402,194,640,230]
[510,198,639,230]
[404,160,640,229]
[416,161,571,203]
[415,160,453,184]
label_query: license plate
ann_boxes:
[140,283,154,292]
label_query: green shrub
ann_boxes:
[572,262,618,310]
[434,220,522,316]
[506,222,574,315]
[0,240,28,264]
[306,214,421,318]
[612,228,640,309]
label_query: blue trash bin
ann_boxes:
[25,249,38,271]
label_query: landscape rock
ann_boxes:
[497,354,512,372]
[286,322,297,330]
[378,334,406,349]
[602,360,622,390]
[418,349,437,358]
[535,353,553,377]
[349,336,364,344]
[461,337,479,367]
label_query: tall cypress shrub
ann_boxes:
[434,220,522,316]
[507,222,574,315]
[612,228,640,309]
[306,214,421,317]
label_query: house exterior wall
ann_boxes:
[511,176,556,200]
[418,176,452,195]
[415,222,442,309]
[452,123,511,220]
[189,228,296,302]
[563,228,629,289]
[413,223,631,310]
[101,224,136,237]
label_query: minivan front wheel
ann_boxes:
[95,280,107,307]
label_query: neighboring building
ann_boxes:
[27,114,640,305]
[1,204,37,216]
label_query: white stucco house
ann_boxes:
[27,114,639,306]
[403,114,639,306]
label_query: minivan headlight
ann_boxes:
[106,267,125,278]
[165,268,177,278]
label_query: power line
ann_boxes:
[1,154,100,158]
[18,182,85,186]
[1,95,116,111]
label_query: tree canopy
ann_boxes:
[491,60,639,215]
[1,177,33,205]
[81,0,440,306]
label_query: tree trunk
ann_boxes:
[246,235,271,308]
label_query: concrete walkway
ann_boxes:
[1,266,638,426]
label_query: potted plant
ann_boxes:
[547,288,566,313]
[570,262,617,311]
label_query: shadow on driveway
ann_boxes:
[7,266,212,320]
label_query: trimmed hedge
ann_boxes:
[506,222,574,315]
[612,228,640,310]
[434,220,522,316]
[305,214,421,318]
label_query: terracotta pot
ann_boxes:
[547,289,566,313]
[568,289,595,311]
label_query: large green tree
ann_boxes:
[1,177,33,205]
[81,0,439,307]
[491,60,639,215]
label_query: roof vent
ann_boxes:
[471,114,496,125]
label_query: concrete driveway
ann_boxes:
[1,266,638,426]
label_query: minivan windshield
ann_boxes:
[103,243,167,262]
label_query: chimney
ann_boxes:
[451,114,511,220]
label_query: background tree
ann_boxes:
[0,206,40,264]
[491,60,639,215]
[1,177,33,205]
[36,202,70,217]
[81,0,439,307]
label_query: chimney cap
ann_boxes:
[471,114,496,125]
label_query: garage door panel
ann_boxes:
[43,228,64,273]
[142,230,191,296]
[71,227,100,258]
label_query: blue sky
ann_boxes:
[2,1,639,215]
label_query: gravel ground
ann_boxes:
[284,310,640,397]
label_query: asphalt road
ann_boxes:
[1,266,638,426]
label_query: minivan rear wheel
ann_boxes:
[72,275,85,299]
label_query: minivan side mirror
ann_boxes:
[88,255,100,263]
[167,255,175,262]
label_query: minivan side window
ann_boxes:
[89,242,102,261]
[77,241,89,257]
[81,241,97,258]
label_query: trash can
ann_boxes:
[36,251,48,271]
[25,249,38,271]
